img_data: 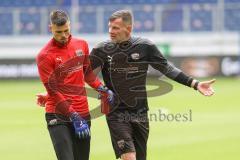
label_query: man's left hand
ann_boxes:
[197,79,216,96]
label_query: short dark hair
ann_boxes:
[50,10,69,26]
[109,10,133,26]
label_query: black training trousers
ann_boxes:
[46,113,91,160]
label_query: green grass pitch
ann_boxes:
[0,77,239,160]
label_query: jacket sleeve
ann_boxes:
[82,42,102,89]
[36,52,75,116]
[89,47,106,71]
[147,43,193,87]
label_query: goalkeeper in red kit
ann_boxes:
[36,10,113,160]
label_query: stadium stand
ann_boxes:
[225,7,240,31]
[161,7,184,32]
[78,7,97,33]
[0,0,240,79]
[19,8,41,34]
[190,4,213,31]
[0,0,240,34]
[0,13,13,35]
[0,0,71,7]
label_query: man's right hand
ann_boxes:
[97,85,114,105]
[97,85,115,114]
[70,112,90,139]
[36,93,48,107]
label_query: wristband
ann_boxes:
[194,81,199,90]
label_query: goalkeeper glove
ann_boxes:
[97,85,114,114]
[70,112,90,139]
[97,85,114,105]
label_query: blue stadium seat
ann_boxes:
[225,0,240,3]
[0,13,13,35]
[178,0,217,3]
[19,9,41,34]
[79,0,159,5]
[190,5,213,31]
[0,0,71,7]
[133,6,154,32]
[1,0,240,34]
[78,0,217,5]
[161,8,183,32]
[78,9,97,33]
[224,8,240,31]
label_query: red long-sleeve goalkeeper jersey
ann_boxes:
[36,35,102,117]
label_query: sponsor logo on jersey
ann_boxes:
[75,49,83,56]
[131,53,140,60]
[107,55,112,62]
[48,119,58,125]
[117,139,125,150]
[56,57,63,65]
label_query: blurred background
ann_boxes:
[0,0,240,160]
[0,0,240,77]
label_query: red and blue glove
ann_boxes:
[97,85,114,114]
[97,85,114,105]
